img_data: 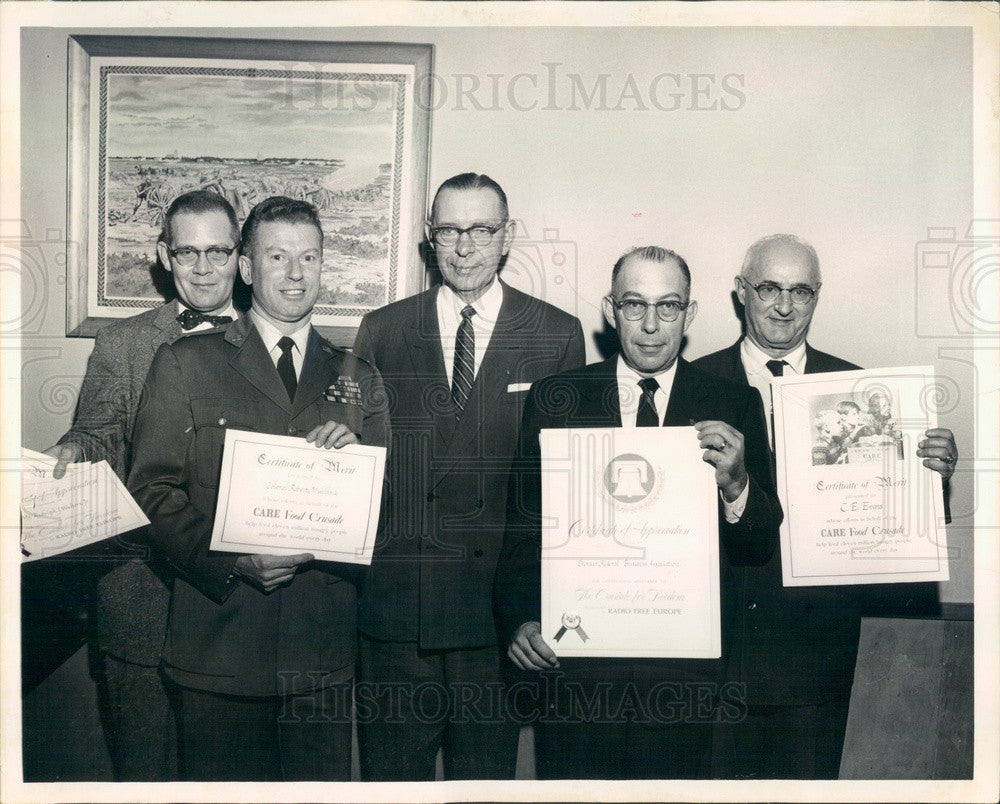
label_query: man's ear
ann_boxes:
[238,254,254,286]
[602,295,617,330]
[682,300,698,334]
[500,219,516,257]
[156,241,173,273]
[733,275,746,306]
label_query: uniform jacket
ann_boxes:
[494,356,782,683]
[691,339,940,704]
[353,281,586,649]
[127,315,390,696]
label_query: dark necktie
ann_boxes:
[765,359,788,450]
[277,336,297,401]
[451,306,476,416]
[176,308,233,331]
[636,377,660,427]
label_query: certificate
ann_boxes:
[20,448,150,562]
[540,427,720,658]
[772,366,949,586]
[209,430,385,565]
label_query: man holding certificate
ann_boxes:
[128,197,389,781]
[692,233,958,779]
[495,246,781,779]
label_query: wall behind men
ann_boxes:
[18,25,976,603]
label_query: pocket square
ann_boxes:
[507,382,532,393]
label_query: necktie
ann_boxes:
[277,336,297,401]
[764,359,787,450]
[765,359,787,377]
[176,309,233,331]
[636,377,660,427]
[451,306,476,416]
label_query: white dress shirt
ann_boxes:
[436,278,504,386]
[615,356,748,521]
[250,308,311,378]
[740,337,807,444]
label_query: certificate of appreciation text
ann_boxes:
[210,430,385,565]
[772,366,948,586]
[540,427,720,658]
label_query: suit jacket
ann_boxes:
[353,281,586,649]
[127,315,390,696]
[691,339,940,705]
[55,302,190,665]
[494,356,782,683]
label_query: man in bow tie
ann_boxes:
[128,196,388,780]
[41,189,242,780]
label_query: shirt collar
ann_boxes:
[615,354,679,399]
[438,276,504,324]
[249,308,311,356]
[741,337,807,376]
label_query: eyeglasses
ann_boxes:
[429,221,507,247]
[167,246,238,267]
[743,279,820,305]
[609,298,691,322]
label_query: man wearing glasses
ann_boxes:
[692,233,957,779]
[40,190,241,780]
[353,173,585,780]
[495,245,780,778]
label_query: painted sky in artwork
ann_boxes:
[105,69,398,162]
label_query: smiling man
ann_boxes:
[494,245,780,779]
[352,173,585,780]
[692,233,957,779]
[127,196,389,781]
[41,190,241,780]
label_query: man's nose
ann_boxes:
[454,230,476,257]
[193,252,213,274]
[773,290,794,314]
[641,305,660,333]
[286,258,304,281]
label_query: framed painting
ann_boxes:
[66,35,433,346]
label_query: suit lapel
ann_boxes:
[402,290,457,446]
[580,357,622,426]
[153,300,183,346]
[226,317,292,413]
[729,340,750,385]
[663,358,709,426]
[292,329,332,418]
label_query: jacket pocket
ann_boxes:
[190,398,258,488]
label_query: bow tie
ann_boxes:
[176,309,233,331]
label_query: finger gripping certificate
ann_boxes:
[540,427,720,658]
[210,430,385,565]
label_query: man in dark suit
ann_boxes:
[40,190,242,780]
[495,245,782,779]
[127,197,389,781]
[352,173,585,780]
[691,233,957,779]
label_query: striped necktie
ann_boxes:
[451,305,476,416]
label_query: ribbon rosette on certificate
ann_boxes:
[539,427,720,659]
[772,366,949,586]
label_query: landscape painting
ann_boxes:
[67,37,432,344]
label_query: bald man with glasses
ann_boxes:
[692,233,957,779]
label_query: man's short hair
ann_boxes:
[611,245,692,294]
[430,173,509,220]
[161,190,240,246]
[740,233,820,280]
[837,400,861,415]
[241,196,323,256]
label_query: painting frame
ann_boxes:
[66,34,433,346]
